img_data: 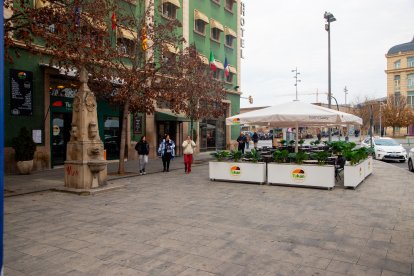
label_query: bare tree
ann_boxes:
[382,95,413,136]
[165,45,227,137]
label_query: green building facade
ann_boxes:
[4,0,241,173]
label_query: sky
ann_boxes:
[240,0,414,108]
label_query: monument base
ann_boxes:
[64,161,107,189]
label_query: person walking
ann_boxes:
[135,136,149,175]
[237,132,246,154]
[158,134,175,172]
[252,132,259,149]
[182,135,196,174]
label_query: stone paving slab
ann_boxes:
[4,160,414,275]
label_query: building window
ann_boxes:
[394,75,400,92]
[408,74,414,90]
[225,73,234,84]
[213,69,222,80]
[162,3,177,20]
[117,38,134,56]
[210,19,223,42]
[408,57,414,67]
[211,28,221,42]
[194,10,209,36]
[395,92,401,105]
[224,27,237,48]
[195,20,207,35]
[394,60,401,69]
[408,95,414,108]
[225,0,234,12]
[225,35,234,48]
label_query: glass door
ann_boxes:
[51,113,72,166]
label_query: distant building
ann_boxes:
[385,36,414,136]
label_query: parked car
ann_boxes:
[408,148,414,172]
[361,137,407,163]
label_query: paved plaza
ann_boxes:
[4,160,414,275]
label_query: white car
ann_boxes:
[408,148,414,172]
[361,137,407,163]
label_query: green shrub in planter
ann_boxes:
[311,151,329,165]
[229,150,243,162]
[273,149,289,163]
[210,150,229,162]
[280,139,287,146]
[289,151,309,164]
[11,127,36,161]
[298,139,305,146]
[243,149,261,163]
[289,140,295,146]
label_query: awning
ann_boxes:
[84,13,107,31]
[35,0,50,9]
[162,0,181,8]
[194,10,209,24]
[210,19,224,32]
[118,26,137,41]
[224,27,237,38]
[155,111,190,122]
[215,60,224,70]
[198,54,209,65]
[229,65,237,74]
[163,43,180,54]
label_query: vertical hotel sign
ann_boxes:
[240,1,245,59]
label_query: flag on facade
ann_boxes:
[74,6,81,27]
[141,27,148,51]
[209,51,216,72]
[111,12,117,30]
[224,57,230,77]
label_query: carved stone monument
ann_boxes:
[64,67,107,189]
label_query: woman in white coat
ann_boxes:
[182,135,196,173]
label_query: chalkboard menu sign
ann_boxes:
[10,69,33,116]
[133,114,143,134]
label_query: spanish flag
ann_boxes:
[111,12,116,30]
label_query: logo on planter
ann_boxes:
[291,168,305,183]
[232,118,240,125]
[230,166,241,176]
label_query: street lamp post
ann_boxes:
[292,67,301,101]
[324,11,336,142]
[378,101,385,137]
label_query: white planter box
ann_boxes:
[209,161,266,184]
[344,161,365,188]
[267,163,335,189]
[364,156,373,178]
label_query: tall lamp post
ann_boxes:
[292,67,301,101]
[324,11,336,142]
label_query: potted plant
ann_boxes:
[279,139,287,147]
[298,139,305,147]
[288,151,309,164]
[11,127,37,174]
[311,151,329,165]
[209,149,266,184]
[268,149,335,189]
[210,150,229,162]
[343,146,373,188]
[243,148,261,163]
[273,149,289,163]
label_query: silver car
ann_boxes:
[361,137,407,163]
[408,148,414,172]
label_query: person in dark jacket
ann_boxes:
[237,132,246,154]
[135,136,150,175]
[158,134,175,172]
[252,132,259,149]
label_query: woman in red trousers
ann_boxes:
[182,135,196,173]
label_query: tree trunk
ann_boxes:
[392,126,396,137]
[118,100,130,174]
